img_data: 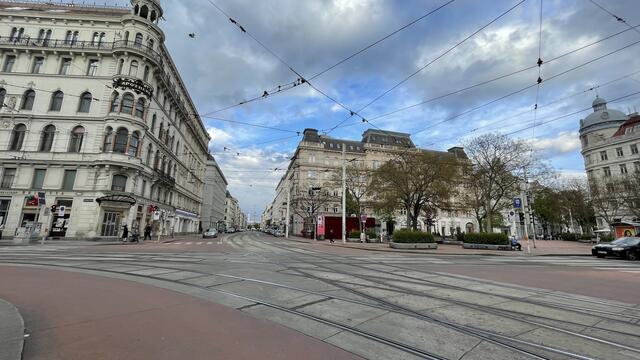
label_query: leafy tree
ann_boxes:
[332,163,370,231]
[370,151,460,231]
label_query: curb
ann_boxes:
[0,298,25,360]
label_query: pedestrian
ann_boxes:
[329,229,335,243]
[144,224,152,241]
[122,224,129,244]
[511,236,522,251]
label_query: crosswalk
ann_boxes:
[163,241,221,246]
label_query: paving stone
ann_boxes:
[126,268,177,276]
[181,274,242,287]
[384,280,440,293]
[154,270,205,281]
[244,305,341,340]
[429,288,508,306]
[385,294,451,311]
[460,341,535,360]
[425,304,537,336]
[324,331,426,360]
[493,300,602,326]
[298,299,388,327]
[356,312,481,359]
[214,281,310,304]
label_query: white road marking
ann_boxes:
[196,242,203,245]
[206,242,213,245]
[186,242,193,245]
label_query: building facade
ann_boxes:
[269,128,477,238]
[0,0,210,239]
[224,191,243,230]
[580,96,640,228]
[201,154,227,231]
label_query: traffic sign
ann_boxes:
[360,214,367,223]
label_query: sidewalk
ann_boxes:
[0,266,360,360]
[281,236,593,256]
[0,298,24,360]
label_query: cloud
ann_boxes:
[530,131,581,157]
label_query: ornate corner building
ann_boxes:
[0,1,210,239]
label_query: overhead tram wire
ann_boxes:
[588,0,640,36]
[200,115,300,134]
[198,0,456,117]
[324,0,527,135]
[410,37,640,136]
[366,23,640,122]
[531,0,544,141]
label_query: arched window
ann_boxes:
[37,29,45,42]
[98,32,106,45]
[134,33,143,46]
[121,93,134,114]
[128,131,139,157]
[129,60,138,76]
[175,141,180,155]
[9,27,17,41]
[117,59,124,74]
[9,124,26,151]
[123,31,129,42]
[114,128,129,153]
[159,123,164,139]
[16,28,24,41]
[78,92,92,113]
[135,98,145,118]
[110,92,120,113]
[21,90,35,110]
[49,91,64,111]
[161,155,167,173]
[143,66,150,82]
[68,126,85,152]
[0,88,6,106]
[71,31,79,45]
[140,5,149,19]
[134,4,139,15]
[39,124,55,152]
[153,150,160,169]
[173,164,177,178]
[151,114,156,133]
[146,144,153,165]
[92,32,99,45]
[44,30,51,46]
[64,30,73,44]
[103,127,113,152]
[147,38,155,50]
[150,10,157,22]
[111,175,127,192]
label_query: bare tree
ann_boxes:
[370,151,460,231]
[332,162,371,231]
[290,186,332,237]
[588,177,624,225]
[619,172,640,219]
[463,133,543,232]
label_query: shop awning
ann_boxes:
[96,194,136,206]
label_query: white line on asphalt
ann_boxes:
[196,242,203,245]
[186,242,192,245]
[206,242,213,245]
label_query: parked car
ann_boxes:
[592,237,640,260]
[274,229,284,237]
[226,227,236,233]
[202,228,218,239]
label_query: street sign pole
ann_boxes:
[341,143,346,243]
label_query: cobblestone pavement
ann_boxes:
[1,232,639,360]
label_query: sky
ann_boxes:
[115,0,640,219]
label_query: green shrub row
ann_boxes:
[462,232,509,245]
[349,230,376,239]
[392,230,435,243]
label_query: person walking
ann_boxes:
[328,229,335,243]
[143,224,152,241]
[121,224,129,244]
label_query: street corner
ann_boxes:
[0,297,25,360]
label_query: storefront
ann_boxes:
[175,209,199,234]
[96,195,136,238]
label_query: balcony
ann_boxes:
[0,37,161,65]
[153,168,176,187]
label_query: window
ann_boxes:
[103,127,113,152]
[68,126,85,152]
[128,131,139,156]
[62,170,76,190]
[121,93,134,114]
[32,57,44,74]
[308,171,316,179]
[64,31,73,44]
[9,27,17,41]
[635,162,640,173]
[143,66,150,82]
[114,128,129,153]
[153,150,160,169]
[620,164,628,174]
[49,91,64,111]
[71,31,79,45]
[146,144,153,165]
[92,32,99,45]
[135,98,145,118]
[134,33,143,46]
[0,199,10,226]
[9,124,26,151]
[3,55,16,72]
[21,90,35,110]
[631,144,638,155]
[78,92,92,112]
[616,147,624,157]
[141,180,147,197]
[0,88,5,106]
[585,154,592,165]
[603,167,611,177]
[43,30,51,46]
[32,169,46,190]
[111,175,127,192]
[151,114,156,133]
[39,125,55,152]
[1,168,16,189]
[309,155,316,163]
[110,92,120,112]
[59,58,71,75]
[600,151,608,161]
[87,59,99,76]
[148,38,155,49]
[129,60,138,76]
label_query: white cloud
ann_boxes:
[530,131,581,157]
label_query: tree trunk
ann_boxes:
[485,199,492,233]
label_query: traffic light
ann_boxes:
[51,204,57,212]
[518,212,525,225]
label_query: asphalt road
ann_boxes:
[1,232,639,360]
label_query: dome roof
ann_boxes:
[580,96,628,131]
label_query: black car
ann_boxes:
[592,237,640,260]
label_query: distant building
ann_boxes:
[580,96,640,228]
[201,155,227,231]
[224,191,243,230]
[268,128,477,238]
[0,1,210,239]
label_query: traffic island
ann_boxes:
[461,243,511,251]
[461,233,512,251]
[0,298,25,360]
[389,242,438,250]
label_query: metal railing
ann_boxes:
[0,37,161,59]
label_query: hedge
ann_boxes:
[559,233,579,241]
[462,232,509,245]
[392,230,435,243]
[349,230,377,239]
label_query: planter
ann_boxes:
[462,243,511,251]
[389,242,438,250]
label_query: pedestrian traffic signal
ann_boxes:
[518,212,525,224]
[51,204,57,212]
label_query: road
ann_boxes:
[1,232,639,360]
